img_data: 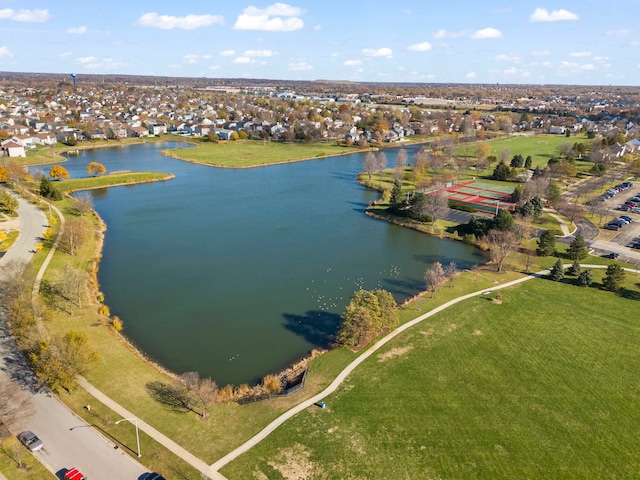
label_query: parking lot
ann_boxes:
[590,180,640,262]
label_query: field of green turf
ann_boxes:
[222,275,640,479]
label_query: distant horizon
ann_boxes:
[0,70,636,90]
[0,2,638,86]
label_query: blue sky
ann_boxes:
[0,1,638,85]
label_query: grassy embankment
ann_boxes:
[163,139,362,167]
[222,272,640,479]
[57,172,174,192]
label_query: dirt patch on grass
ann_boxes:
[378,345,413,362]
[268,443,317,480]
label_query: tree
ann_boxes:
[550,258,564,281]
[602,264,625,292]
[424,261,446,297]
[577,269,593,287]
[493,209,514,232]
[499,148,511,164]
[0,376,35,438]
[0,165,8,183]
[0,192,18,214]
[230,131,239,141]
[510,154,524,168]
[492,160,513,181]
[364,152,376,179]
[180,371,218,419]
[485,229,515,272]
[411,149,429,181]
[39,176,62,201]
[566,258,581,276]
[72,192,93,217]
[29,331,98,392]
[59,217,91,256]
[475,142,491,163]
[394,149,408,181]
[54,263,87,308]
[49,165,69,180]
[444,261,459,287]
[86,162,106,176]
[536,230,556,256]
[420,192,449,226]
[524,156,533,169]
[567,234,588,260]
[388,180,404,212]
[337,289,398,349]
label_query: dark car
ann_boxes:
[620,215,633,223]
[18,431,43,451]
[144,474,166,480]
[604,224,620,231]
[604,252,619,259]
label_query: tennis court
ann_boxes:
[433,181,516,214]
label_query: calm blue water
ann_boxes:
[39,142,483,385]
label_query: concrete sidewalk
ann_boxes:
[77,377,226,480]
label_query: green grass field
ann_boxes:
[222,275,640,479]
[58,172,173,191]
[165,139,359,167]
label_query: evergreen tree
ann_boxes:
[492,160,513,181]
[39,176,62,201]
[388,180,403,212]
[493,209,514,232]
[602,264,625,292]
[536,230,556,256]
[511,184,524,204]
[566,258,581,276]
[577,269,593,287]
[524,156,533,169]
[550,258,564,281]
[567,234,588,260]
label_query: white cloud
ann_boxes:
[531,50,551,57]
[76,56,124,70]
[243,49,276,57]
[495,53,521,63]
[203,54,212,59]
[569,51,591,57]
[433,28,468,39]
[0,8,50,22]
[288,61,312,71]
[76,56,97,64]
[530,8,578,22]
[234,57,253,64]
[344,60,362,66]
[67,26,87,35]
[606,29,632,37]
[471,27,502,39]
[557,61,597,75]
[0,46,12,59]
[184,54,199,64]
[210,65,222,71]
[59,52,72,58]
[407,41,432,52]
[466,72,476,79]
[632,41,640,47]
[137,12,224,30]
[362,47,393,58]
[234,3,303,32]
[219,50,235,56]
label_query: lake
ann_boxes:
[38,142,483,385]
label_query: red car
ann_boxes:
[64,468,86,480]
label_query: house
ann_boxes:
[1,140,26,157]
[129,126,149,138]
[549,125,566,135]
[148,123,167,136]
[32,132,57,146]
[214,129,235,140]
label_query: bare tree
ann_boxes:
[180,371,218,419]
[394,149,408,181]
[499,148,511,165]
[59,217,91,256]
[420,192,449,226]
[0,377,35,438]
[485,229,515,272]
[75,192,93,216]
[424,261,446,298]
[364,152,376,179]
[55,264,87,308]
[444,261,459,287]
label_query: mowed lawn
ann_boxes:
[222,277,640,479]
[455,134,589,169]
[165,140,356,167]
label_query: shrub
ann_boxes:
[448,201,477,213]
[261,374,282,395]
[98,305,110,316]
[111,316,123,332]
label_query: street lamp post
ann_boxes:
[115,417,141,457]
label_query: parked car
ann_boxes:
[630,196,640,202]
[610,219,627,227]
[631,243,640,249]
[631,207,640,214]
[604,252,619,259]
[620,215,633,223]
[616,205,632,211]
[144,473,167,480]
[604,223,620,231]
[17,431,43,451]
[64,468,86,480]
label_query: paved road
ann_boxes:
[0,189,147,480]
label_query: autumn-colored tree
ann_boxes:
[49,165,69,180]
[59,217,91,256]
[0,165,8,182]
[87,161,106,176]
[475,141,491,163]
[337,289,399,349]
